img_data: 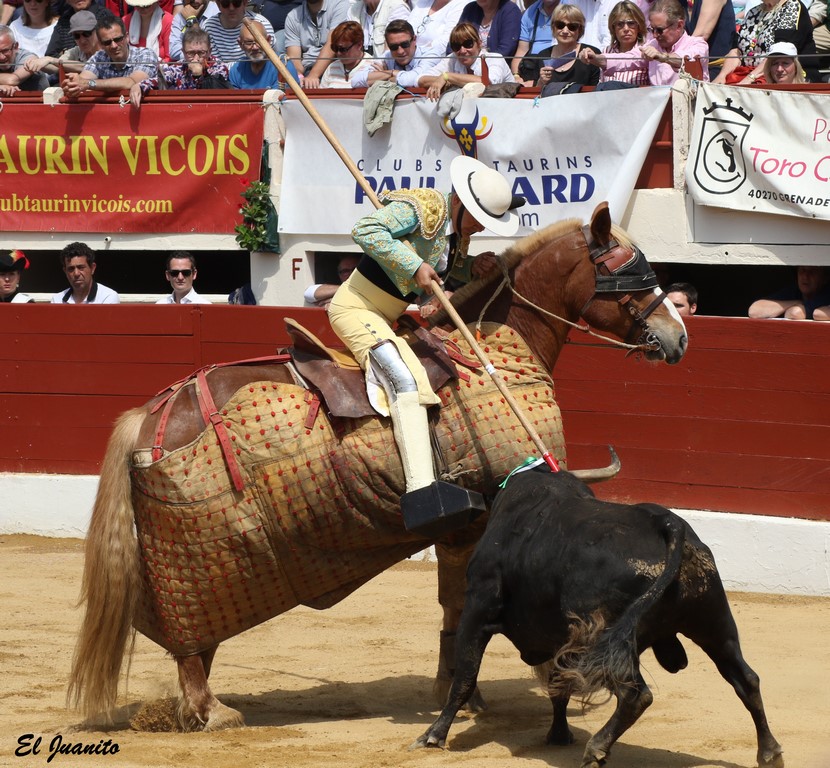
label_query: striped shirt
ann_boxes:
[203,11,275,63]
[598,43,649,86]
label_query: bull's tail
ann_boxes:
[67,407,147,723]
[544,508,686,701]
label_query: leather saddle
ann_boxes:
[283,316,479,420]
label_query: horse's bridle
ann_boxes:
[580,225,666,350]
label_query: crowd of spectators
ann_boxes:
[6,246,828,321]
[0,0,826,97]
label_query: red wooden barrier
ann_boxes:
[1,306,827,521]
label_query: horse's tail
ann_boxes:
[67,407,147,723]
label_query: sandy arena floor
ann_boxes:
[0,534,828,768]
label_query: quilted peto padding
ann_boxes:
[131,324,567,655]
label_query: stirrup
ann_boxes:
[400,481,486,539]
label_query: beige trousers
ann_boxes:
[327,270,440,410]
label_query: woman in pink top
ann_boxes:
[580,1,648,86]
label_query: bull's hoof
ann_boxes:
[758,745,784,768]
[409,732,446,750]
[580,747,608,768]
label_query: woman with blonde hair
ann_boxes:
[761,40,805,84]
[519,3,600,87]
[580,0,648,85]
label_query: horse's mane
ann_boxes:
[430,217,633,326]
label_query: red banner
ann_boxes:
[0,101,264,234]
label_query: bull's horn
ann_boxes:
[569,446,621,484]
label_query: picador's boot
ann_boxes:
[369,340,485,538]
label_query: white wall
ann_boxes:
[2,473,828,597]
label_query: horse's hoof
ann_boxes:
[409,732,446,750]
[203,701,245,732]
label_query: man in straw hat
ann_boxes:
[0,250,34,304]
[326,155,524,535]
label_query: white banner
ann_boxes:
[688,83,830,220]
[279,88,670,236]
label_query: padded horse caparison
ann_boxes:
[147,318,481,491]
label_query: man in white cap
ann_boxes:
[327,155,524,536]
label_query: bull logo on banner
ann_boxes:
[441,104,492,158]
[692,98,754,195]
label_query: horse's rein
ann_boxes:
[476,253,660,354]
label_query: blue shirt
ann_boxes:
[229,58,298,88]
[519,0,553,54]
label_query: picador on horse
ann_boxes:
[68,144,689,732]
[328,155,526,536]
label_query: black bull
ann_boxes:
[414,469,784,768]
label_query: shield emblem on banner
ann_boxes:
[692,101,754,195]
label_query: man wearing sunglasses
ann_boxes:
[156,252,212,304]
[24,10,102,77]
[350,19,430,88]
[169,0,219,61]
[326,156,524,535]
[44,0,110,59]
[203,0,274,62]
[0,24,49,93]
[641,0,709,85]
[62,14,158,96]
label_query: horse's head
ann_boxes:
[576,203,687,364]
[439,203,687,371]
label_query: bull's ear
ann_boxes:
[590,202,612,245]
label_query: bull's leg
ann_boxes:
[175,646,245,732]
[681,582,784,768]
[698,634,784,768]
[411,600,497,749]
[546,694,575,746]
[435,538,486,712]
[581,669,654,768]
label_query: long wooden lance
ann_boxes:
[242,19,561,472]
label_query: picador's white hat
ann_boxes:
[450,156,524,237]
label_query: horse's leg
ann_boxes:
[435,530,487,712]
[175,645,245,732]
